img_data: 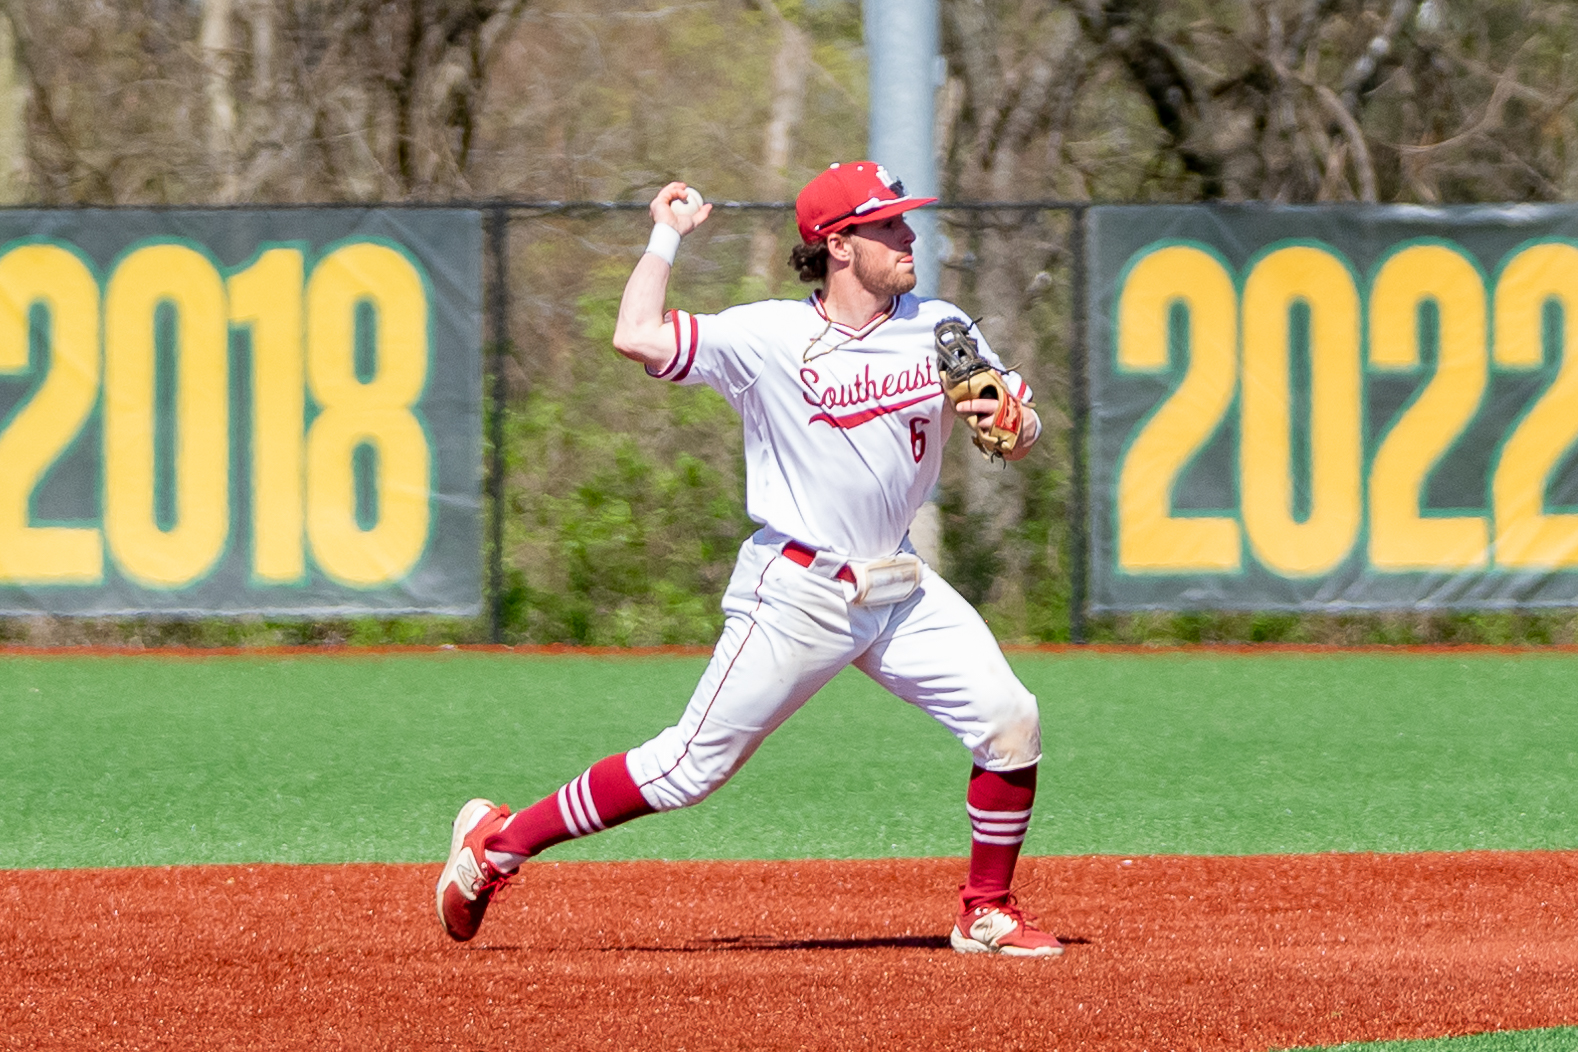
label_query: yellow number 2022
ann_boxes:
[1367,244,1488,570]
[1114,245,1241,573]
[1491,243,1578,568]
[1114,236,1578,581]
[1239,246,1362,578]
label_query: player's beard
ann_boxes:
[850,238,918,298]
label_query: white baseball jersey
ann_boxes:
[647,292,1033,561]
[625,290,1043,811]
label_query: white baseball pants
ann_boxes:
[625,532,1042,812]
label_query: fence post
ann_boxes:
[1068,205,1089,644]
[486,204,510,644]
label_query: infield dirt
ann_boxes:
[4,852,1576,1051]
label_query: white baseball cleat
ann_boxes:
[435,797,514,942]
[950,896,1064,957]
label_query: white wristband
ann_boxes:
[645,223,682,266]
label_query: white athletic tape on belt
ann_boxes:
[782,541,856,582]
[783,541,922,606]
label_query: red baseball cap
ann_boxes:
[795,161,937,243]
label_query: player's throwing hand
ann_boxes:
[614,180,714,369]
[651,181,712,236]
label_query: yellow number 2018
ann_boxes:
[0,237,434,593]
[306,244,432,587]
[1113,245,1241,572]
[104,244,230,588]
[0,245,103,584]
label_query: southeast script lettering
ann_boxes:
[800,362,941,430]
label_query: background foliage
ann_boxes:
[3,0,1578,645]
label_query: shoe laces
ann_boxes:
[476,865,514,904]
[473,805,516,899]
[980,893,1039,930]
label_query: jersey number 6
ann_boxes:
[909,418,927,463]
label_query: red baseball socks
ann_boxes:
[960,762,1037,910]
[482,752,656,872]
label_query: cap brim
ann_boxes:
[823,195,938,236]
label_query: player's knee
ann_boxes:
[976,689,1041,770]
[624,729,747,812]
[638,761,740,811]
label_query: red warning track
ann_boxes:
[3,852,1576,1051]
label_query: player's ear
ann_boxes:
[825,231,855,264]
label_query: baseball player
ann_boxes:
[437,161,1058,957]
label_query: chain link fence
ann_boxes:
[7,200,1576,648]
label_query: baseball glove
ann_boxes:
[934,317,1034,461]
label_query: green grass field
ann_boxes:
[4,648,1575,1052]
[2,649,1576,868]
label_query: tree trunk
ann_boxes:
[747,6,809,287]
[0,12,27,203]
[201,0,238,201]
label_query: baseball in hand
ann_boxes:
[671,187,704,217]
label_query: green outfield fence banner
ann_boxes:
[1088,204,1578,612]
[0,209,482,616]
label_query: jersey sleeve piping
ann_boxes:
[645,310,698,381]
[674,312,700,381]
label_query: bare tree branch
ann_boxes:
[1386,56,1529,173]
[745,0,808,284]
[1339,0,1417,112]
[200,0,239,202]
[1313,81,1377,201]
